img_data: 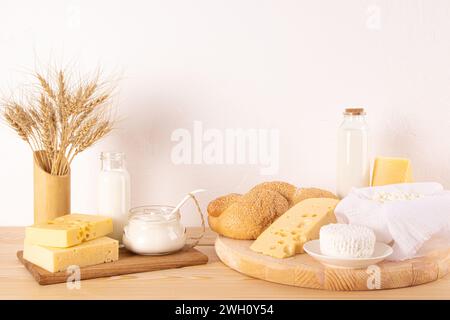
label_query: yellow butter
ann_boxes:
[23,236,119,273]
[25,214,113,248]
[250,198,339,258]
[372,156,413,186]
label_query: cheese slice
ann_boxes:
[372,156,413,186]
[23,237,119,273]
[25,214,113,248]
[250,198,339,258]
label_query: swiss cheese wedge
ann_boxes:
[23,236,118,273]
[250,198,339,258]
[25,214,113,248]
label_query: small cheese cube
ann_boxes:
[25,214,113,248]
[250,198,339,258]
[372,156,413,186]
[23,237,119,273]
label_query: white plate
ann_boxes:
[303,240,393,269]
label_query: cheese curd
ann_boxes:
[319,224,376,258]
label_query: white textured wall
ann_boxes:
[1,0,450,226]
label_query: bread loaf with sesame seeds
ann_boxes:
[207,181,339,240]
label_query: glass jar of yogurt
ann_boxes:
[123,205,188,255]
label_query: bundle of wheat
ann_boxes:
[1,68,116,175]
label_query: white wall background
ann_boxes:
[1,0,450,226]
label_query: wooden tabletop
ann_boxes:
[0,227,449,300]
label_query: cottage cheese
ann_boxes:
[320,224,376,258]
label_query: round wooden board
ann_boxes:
[215,236,450,291]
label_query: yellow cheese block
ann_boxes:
[25,214,113,248]
[23,236,119,273]
[372,156,413,186]
[250,198,339,258]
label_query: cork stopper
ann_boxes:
[344,108,365,115]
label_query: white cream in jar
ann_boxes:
[123,205,186,255]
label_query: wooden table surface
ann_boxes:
[0,227,449,300]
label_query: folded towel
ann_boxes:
[334,182,450,260]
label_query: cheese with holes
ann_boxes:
[25,214,113,248]
[250,198,339,258]
[23,236,118,273]
[372,157,413,186]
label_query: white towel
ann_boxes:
[334,182,450,261]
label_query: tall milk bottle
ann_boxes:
[337,108,370,198]
[98,152,131,242]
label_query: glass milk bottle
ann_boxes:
[98,152,131,241]
[337,108,370,198]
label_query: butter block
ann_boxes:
[250,198,339,258]
[23,237,119,273]
[25,214,113,248]
[372,156,413,186]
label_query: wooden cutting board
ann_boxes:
[17,247,208,285]
[215,236,450,291]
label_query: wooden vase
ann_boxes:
[33,151,71,224]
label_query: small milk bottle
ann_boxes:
[98,152,131,242]
[337,108,370,198]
